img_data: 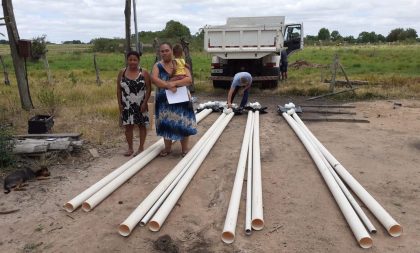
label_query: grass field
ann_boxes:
[0,43,419,144]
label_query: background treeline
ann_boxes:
[2,20,417,54]
[89,20,203,53]
[86,22,418,53]
[306,27,419,45]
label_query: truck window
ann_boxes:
[284,24,303,55]
[285,26,301,41]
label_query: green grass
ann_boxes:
[0,43,419,144]
[285,44,420,99]
[290,44,420,77]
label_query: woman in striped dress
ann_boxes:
[117,51,151,156]
[151,42,197,157]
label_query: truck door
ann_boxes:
[284,24,303,55]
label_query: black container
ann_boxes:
[28,115,54,134]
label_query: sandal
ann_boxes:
[133,148,144,156]
[124,150,134,157]
[159,150,171,157]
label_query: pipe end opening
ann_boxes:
[371,229,377,234]
[63,203,74,213]
[251,219,264,231]
[148,221,161,232]
[81,202,92,212]
[139,221,146,227]
[359,237,373,249]
[245,229,252,235]
[221,232,235,244]
[118,224,131,237]
[389,224,403,237]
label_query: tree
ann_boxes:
[343,35,356,44]
[31,34,47,61]
[162,20,191,39]
[387,28,404,42]
[387,28,417,42]
[404,28,417,40]
[190,29,204,51]
[377,34,386,42]
[62,40,82,44]
[318,28,330,41]
[358,31,378,43]
[330,30,342,41]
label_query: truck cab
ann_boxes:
[203,16,303,88]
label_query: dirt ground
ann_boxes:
[1,95,420,253]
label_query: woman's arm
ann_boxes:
[169,67,192,87]
[141,69,152,112]
[151,63,176,90]
[116,69,123,113]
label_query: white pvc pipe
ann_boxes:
[245,112,254,235]
[282,112,372,249]
[196,108,213,123]
[63,139,162,212]
[251,111,264,231]
[221,111,254,244]
[80,109,213,212]
[118,112,227,236]
[140,113,228,226]
[82,146,163,212]
[148,112,235,232]
[63,108,212,213]
[292,112,402,237]
[292,113,377,233]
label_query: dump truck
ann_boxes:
[203,16,303,88]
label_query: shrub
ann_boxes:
[31,35,48,61]
[37,87,59,114]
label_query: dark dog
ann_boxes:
[3,166,50,194]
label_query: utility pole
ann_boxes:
[132,0,140,54]
[124,0,131,56]
[2,0,33,110]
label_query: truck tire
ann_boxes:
[261,67,280,89]
[213,80,230,89]
[261,80,278,89]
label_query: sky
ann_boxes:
[1,0,419,44]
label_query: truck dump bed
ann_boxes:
[203,16,285,59]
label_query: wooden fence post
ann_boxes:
[93,53,101,86]
[330,54,339,92]
[42,53,53,85]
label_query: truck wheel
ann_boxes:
[213,81,230,89]
[261,80,278,89]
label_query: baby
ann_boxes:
[171,44,192,99]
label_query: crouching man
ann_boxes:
[227,72,252,109]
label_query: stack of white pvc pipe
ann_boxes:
[221,110,264,244]
[63,109,213,213]
[119,111,235,236]
[282,107,402,248]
